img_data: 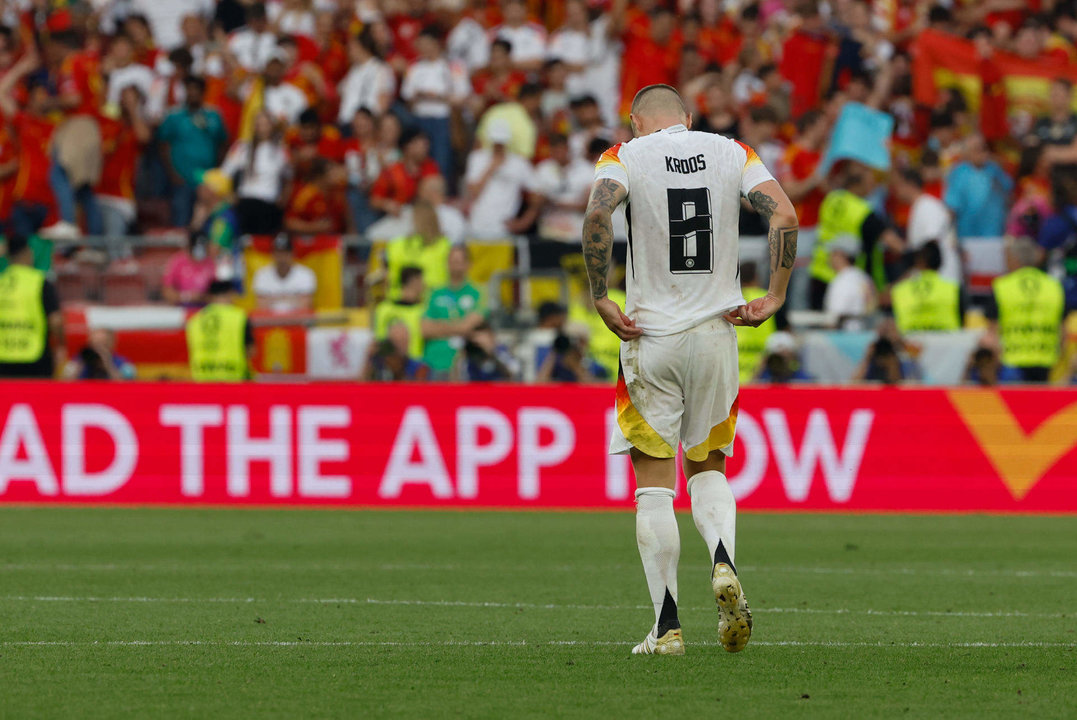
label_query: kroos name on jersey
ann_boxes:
[665,154,707,174]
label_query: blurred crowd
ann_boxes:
[1,0,1077,384]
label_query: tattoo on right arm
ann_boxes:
[582,179,626,300]
[768,225,799,273]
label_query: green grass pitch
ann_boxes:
[0,508,1074,719]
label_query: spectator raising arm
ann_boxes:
[0,50,40,118]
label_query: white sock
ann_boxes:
[634,487,680,635]
[687,470,737,572]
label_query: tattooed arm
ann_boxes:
[728,179,799,327]
[582,178,641,340]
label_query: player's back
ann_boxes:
[597,125,771,336]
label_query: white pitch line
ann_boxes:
[0,595,1070,619]
[2,562,1076,579]
[1,640,1074,649]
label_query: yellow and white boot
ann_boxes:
[632,627,685,655]
[712,563,752,652]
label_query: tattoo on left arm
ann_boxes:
[747,190,778,222]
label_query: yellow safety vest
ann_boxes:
[735,286,775,382]
[813,190,873,283]
[569,289,626,381]
[374,299,426,359]
[992,267,1064,368]
[386,235,451,300]
[0,264,47,363]
[186,303,249,381]
[891,270,961,333]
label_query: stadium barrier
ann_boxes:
[1,382,1074,513]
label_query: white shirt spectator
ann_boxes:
[134,0,212,50]
[584,15,622,127]
[548,27,589,98]
[261,82,308,125]
[465,147,535,240]
[533,156,593,240]
[491,23,547,66]
[446,16,490,72]
[106,62,156,106]
[220,140,291,203]
[402,59,467,118]
[267,3,315,36]
[228,29,279,72]
[337,58,396,123]
[907,192,961,284]
[824,265,874,329]
[252,263,318,313]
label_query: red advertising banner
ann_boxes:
[0,383,1075,512]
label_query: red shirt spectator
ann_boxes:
[97,116,140,203]
[0,123,16,219]
[369,129,442,215]
[286,112,344,182]
[779,13,832,119]
[11,110,56,207]
[57,47,104,116]
[620,9,678,116]
[286,181,347,234]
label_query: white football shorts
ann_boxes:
[609,315,740,461]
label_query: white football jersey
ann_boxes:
[594,124,775,336]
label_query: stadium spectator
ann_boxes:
[162,232,218,307]
[536,330,600,383]
[1028,78,1077,147]
[0,235,64,379]
[189,170,239,256]
[337,27,396,124]
[402,26,466,181]
[964,346,1002,387]
[532,133,592,242]
[987,237,1065,383]
[220,111,290,236]
[892,168,961,284]
[470,38,526,115]
[812,164,904,308]
[369,128,441,218]
[891,242,962,334]
[443,0,490,74]
[1037,168,1077,310]
[254,52,308,127]
[64,328,136,380]
[778,109,830,231]
[416,175,466,245]
[0,52,54,238]
[779,2,833,118]
[288,108,344,185]
[102,33,155,108]
[252,234,317,314]
[736,262,776,383]
[284,158,347,235]
[477,80,544,160]
[374,266,427,361]
[385,201,451,300]
[854,336,913,385]
[97,86,152,246]
[270,0,316,36]
[157,76,228,227]
[464,119,539,239]
[823,234,876,331]
[424,244,485,377]
[228,3,277,73]
[491,0,547,72]
[186,279,253,382]
[944,134,1013,240]
[342,108,381,233]
[460,322,518,381]
[366,324,431,382]
[756,332,813,383]
[547,0,590,100]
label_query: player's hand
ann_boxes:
[594,296,643,340]
[724,293,784,328]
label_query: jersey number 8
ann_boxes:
[667,187,713,274]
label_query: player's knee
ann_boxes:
[684,449,726,479]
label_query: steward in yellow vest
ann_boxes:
[186,280,253,381]
[989,239,1064,383]
[891,241,961,333]
[811,166,905,309]
[374,266,428,359]
[735,263,776,382]
[385,201,450,300]
[0,235,63,378]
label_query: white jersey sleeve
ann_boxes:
[736,140,776,196]
[593,143,630,193]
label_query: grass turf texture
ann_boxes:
[0,509,1074,719]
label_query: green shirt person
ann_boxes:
[423,245,485,373]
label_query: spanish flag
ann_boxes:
[913,30,1077,138]
[243,234,344,311]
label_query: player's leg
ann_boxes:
[630,449,683,656]
[681,319,751,652]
